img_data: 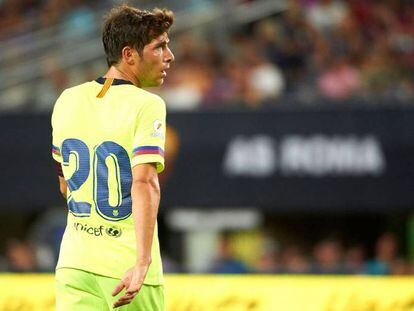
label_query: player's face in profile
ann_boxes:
[136,32,174,87]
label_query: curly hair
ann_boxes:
[102,5,174,66]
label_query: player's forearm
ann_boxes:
[131,179,160,265]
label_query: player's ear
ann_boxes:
[121,46,137,65]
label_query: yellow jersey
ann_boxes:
[51,77,165,285]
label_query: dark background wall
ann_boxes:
[2,105,414,212]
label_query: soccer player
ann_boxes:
[51,5,174,310]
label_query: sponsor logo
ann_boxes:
[73,222,122,238]
[106,226,122,238]
[151,120,164,138]
[153,120,163,133]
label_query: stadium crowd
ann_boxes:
[0,0,413,276]
[1,0,413,111]
[159,0,414,110]
[1,228,412,275]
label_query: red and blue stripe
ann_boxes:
[52,145,61,156]
[133,146,164,157]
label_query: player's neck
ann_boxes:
[103,66,141,87]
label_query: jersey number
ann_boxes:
[61,139,132,221]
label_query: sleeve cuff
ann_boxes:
[131,154,165,173]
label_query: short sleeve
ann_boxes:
[51,144,62,163]
[131,97,166,173]
[51,93,64,163]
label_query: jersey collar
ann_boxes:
[95,77,134,86]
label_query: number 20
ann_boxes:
[61,138,132,221]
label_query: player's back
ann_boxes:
[55,79,141,151]
[51,78,165,285]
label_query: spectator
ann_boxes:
[255,238,280,273]
[360,45,402,99]
[391,258,413,275]
[34,56,69,111]
[4,239,38,272]
[364,232,398,275]
[247,57,285,106]
[0,0,25,39]
[344,244,366,274]
[279,245,310,274]
[210,233,250,274]
[306,0,348,36]
[60,0,95,41]
[310,238,348,274]
[317,56,361,100]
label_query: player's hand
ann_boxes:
[112,263,150,308]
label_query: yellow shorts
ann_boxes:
[56,268,164,311]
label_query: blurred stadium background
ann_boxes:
[1,0,414,310]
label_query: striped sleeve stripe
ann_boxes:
[133,146,164,157]
[52,145,61,155]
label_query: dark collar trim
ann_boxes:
[95,77,134,86]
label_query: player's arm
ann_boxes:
[55,160,67,199]
[131,162,160,266]
[51,92,67,200]
[58,176,67,198]
[112,162,160,308]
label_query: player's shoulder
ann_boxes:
[59,81,94,99]
[122,88,166,116]
[52,82,95,120]
[128,87,165,106]
[53,82,93,108]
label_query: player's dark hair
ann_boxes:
[102,5,174,67]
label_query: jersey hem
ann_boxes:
[55,265,164,286]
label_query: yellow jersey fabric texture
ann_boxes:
[51,78,166,285]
